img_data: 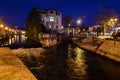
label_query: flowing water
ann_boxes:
[22,41,120,80]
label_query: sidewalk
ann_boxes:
[0,48,37,80]
[73,38,120,62]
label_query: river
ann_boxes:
[22,41,120,80]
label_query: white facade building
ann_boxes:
[37,9,62,33]
[89,25,102,32]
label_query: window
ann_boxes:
[50,17,54,22]
[41,17,44,22]
[56,12,60,15]
[50,11,53,14]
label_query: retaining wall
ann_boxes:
[97,40,120,62]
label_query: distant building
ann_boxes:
[37,9,62,33]
[89,25,102,32]
[115,23,120,32]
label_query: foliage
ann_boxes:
[25,7,47,46]
[63,16,73,27]
[97,8,118,26]
[96,8,118,35]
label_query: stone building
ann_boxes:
[37,9,62,33]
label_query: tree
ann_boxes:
[63,16,73,27]
[96,8,118,35]
[0,17,4,37]
[25,7,47,47]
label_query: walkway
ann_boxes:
[0,48,37,80]
[73,37,120,62]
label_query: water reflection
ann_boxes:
[20,42,120,80]
[29,42,69,80]
[67,45,88,80]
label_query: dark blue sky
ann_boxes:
[0,0,120,28]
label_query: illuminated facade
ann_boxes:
[37,9,62,32]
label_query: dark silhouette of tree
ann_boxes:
[25,7,47,47]
[0,17,5,37]
[63,16,73,27]
[0,17,4,24]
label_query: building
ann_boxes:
[115,23,120,32]
[89,25,102,32]
[37,9,62,33]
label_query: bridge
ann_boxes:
[69,33,88,41]
[0,30,26,47]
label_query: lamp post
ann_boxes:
[67,24,71,36]
[61,25,64,33]
[110,18,118,32]
[76,19,82,34]
[77,19,82,26]
[110,18,118,48]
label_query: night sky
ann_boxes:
[0,0,120,28]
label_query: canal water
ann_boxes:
[22,41,120,80]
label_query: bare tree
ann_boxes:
[63,16,73,27]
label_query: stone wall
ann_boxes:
[74,38,120,62]
[97,40,120,62]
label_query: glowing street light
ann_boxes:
[0,24,4,28]
[68,24,71,27]
[110,18,118,32]
[110,18,118,22]
[76,19,82,33]
[77,19,82,25]
[61,25,64,29]
[5,27,8,30]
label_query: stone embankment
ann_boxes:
[74,38,120,62]
[0,48,37,80]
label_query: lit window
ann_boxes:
[50,17,54,22]
[41,18,44,22]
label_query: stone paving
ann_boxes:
[0,48,37,80]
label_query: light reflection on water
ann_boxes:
[21,42,120,80]
[67,45,88,80]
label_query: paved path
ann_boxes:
[0,47,37,80]
[74,38,120,62]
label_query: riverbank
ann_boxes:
[73,38,120,62]
[0,48,37,80]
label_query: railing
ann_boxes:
[0,36,9,46]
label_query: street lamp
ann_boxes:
[76,19,82,34]
[68,24,71,27]
[110,18,118,32]
[77,19,82,25]
[5,26,8,30]
[0,24,4,28]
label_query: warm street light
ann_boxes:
[5,27,8,30]
[110,18,118,22]
[0,24,4,28]
[110,18,118,32]
[68,24,71,27]
[61,26,64,29]
[76,19,82,33]
[9,28,12,31]
[77,19,82,25]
